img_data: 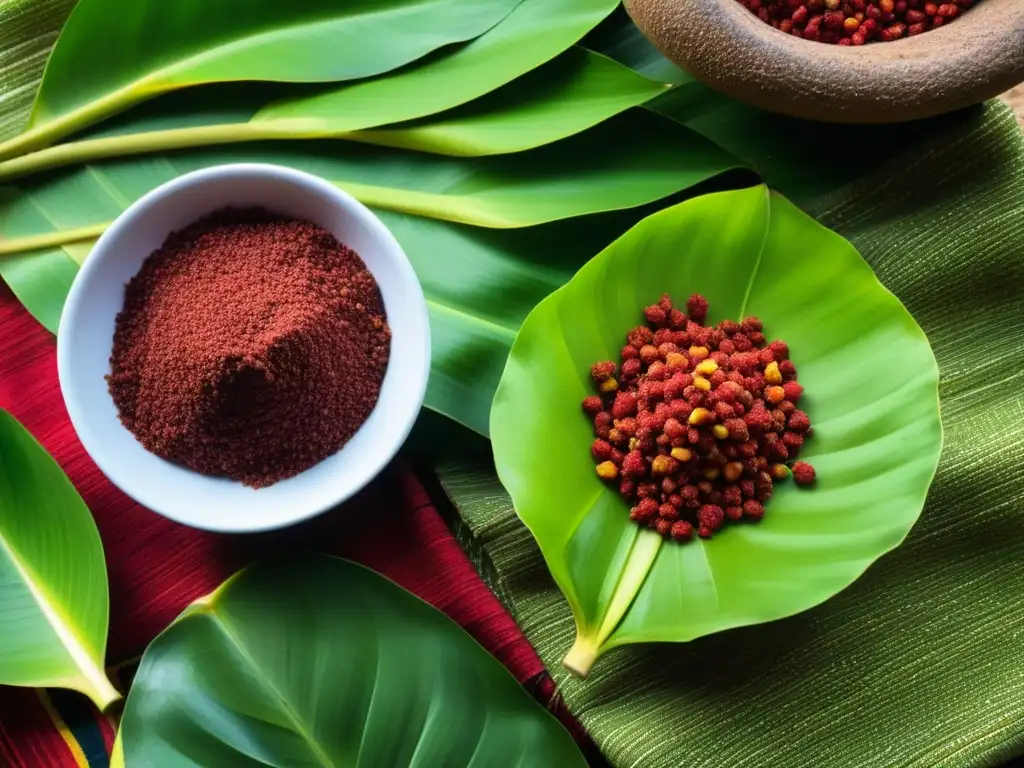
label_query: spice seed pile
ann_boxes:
[108,207,391,489]
[583,294,815,543]
[736,0,978,44]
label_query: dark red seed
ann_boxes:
[587,293,813,543]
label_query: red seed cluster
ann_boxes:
[583,294,815,543]
[735,0,977,44]
[108,207,391,489]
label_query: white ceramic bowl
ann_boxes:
[57,164,431,533]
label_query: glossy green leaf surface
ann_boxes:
[0,0,524,158]
[118,556,586,767]
[0,0,621,178]
[337,49,668,157]
[387,206,680,433]
[490,186,942,674]
[0,408,118,709]
[255,0,620,126]
[0,109,736,239]
[0,48,668,180]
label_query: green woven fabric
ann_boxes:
[440,101,1024,768]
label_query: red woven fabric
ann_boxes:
[0,285,556,767]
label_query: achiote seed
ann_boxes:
[734,0,981,44]
[583,293,816,544]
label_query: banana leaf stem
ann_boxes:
[0,85,143,161]
[76,668,122,713]
[0,224,109,255]
[563,634,600,679]
[0,121,317,182]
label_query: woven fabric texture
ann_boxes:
[441,101,1024,768]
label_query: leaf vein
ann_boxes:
[426,299,517,339]
[85,166,133,209]
[206,609,337,768]
[736,185,771,320]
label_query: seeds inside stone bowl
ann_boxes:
[582,293,815,543]
[735,0,979,45]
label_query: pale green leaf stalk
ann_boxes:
[0,109,737,252]
[0,0,625,180]
[489,186,942,676]
[0,409,119,710]
[109,732,125,768]
[0,0,525,160]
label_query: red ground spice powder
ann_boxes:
[583,293,815,543]
[736,0,978,44]
[107,207,391,489]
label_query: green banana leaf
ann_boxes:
[0,0,625,178]
[0,0,76,142]
[115,556,587,767]
[489,186,942,676]
[648,85,980,206]
[0,110,735,245]
[582,5,692,85]
[0,0,525,160]
[250,49,669,158]
[0,48,669,179]
[257,0,620,126]
[0,408,118,710]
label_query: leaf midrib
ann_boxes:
[586,187,773,649]
[681,186,773,614]
[86,166,132,208]
[427,299,517,340]
[736,185,771,321]
[0,506,104,693]
[3,172,518,251]
[204,606,338,768]
[353,609,382,768]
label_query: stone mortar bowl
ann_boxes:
[625,0,1024,123]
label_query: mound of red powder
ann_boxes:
[583,293,815,542]
[107,207,391,489]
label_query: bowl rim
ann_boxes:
[56,162,431,533]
